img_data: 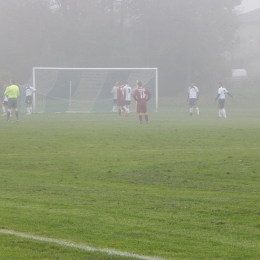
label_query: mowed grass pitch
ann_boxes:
[0,97,260,259]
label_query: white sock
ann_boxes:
[123,106,129,113]
[196,107,199,115]
[189,108,193,114]
[222,109,226,118]
[2,106,5,113]
[218,110,222,118]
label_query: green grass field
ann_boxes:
[1,92,260,259]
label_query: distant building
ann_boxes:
[232,8,260,78]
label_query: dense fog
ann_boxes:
[0,0,244,95]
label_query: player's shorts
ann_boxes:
[3,101,8,106]
[189,98,197,107]
[117,100,125,107]
[7,98,18,109]
[125,100,131,105]
[218,99,225,109]
[113,99,117,104]
[25,96,33,105]
[137,102,147,113]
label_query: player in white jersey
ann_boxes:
[2,82,9,116]
[111,81,120,112]
[123,81,132,111]
[187,82,199,116]
[25,83,36,115]
[215,82,233,118]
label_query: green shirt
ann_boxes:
[4,84,20,98]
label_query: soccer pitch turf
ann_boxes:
[0,98,260,259]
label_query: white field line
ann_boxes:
[2,147,260,156]
[139,147,260,152]
[0,229,165,260]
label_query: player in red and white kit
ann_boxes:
[132,82,151,124]
[117,83,129,117]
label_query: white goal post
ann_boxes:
[32,67,158,113]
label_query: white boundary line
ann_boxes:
[0,229,165,260]
[2,147,260,156]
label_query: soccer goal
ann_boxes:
[32,67,158,113]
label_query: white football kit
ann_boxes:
[188,86,199,99]
[124,85,132,101]
[26,86,36,96]
[188,86,199,116]
[217,87,228,99]
[111,86,118,99]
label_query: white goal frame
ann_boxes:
[32,67,158,113]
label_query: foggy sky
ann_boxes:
[239,0,260,13]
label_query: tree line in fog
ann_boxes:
[0,0,241,94]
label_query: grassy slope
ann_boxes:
[0,90,260,259]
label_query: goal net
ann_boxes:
[32,67,158,113]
